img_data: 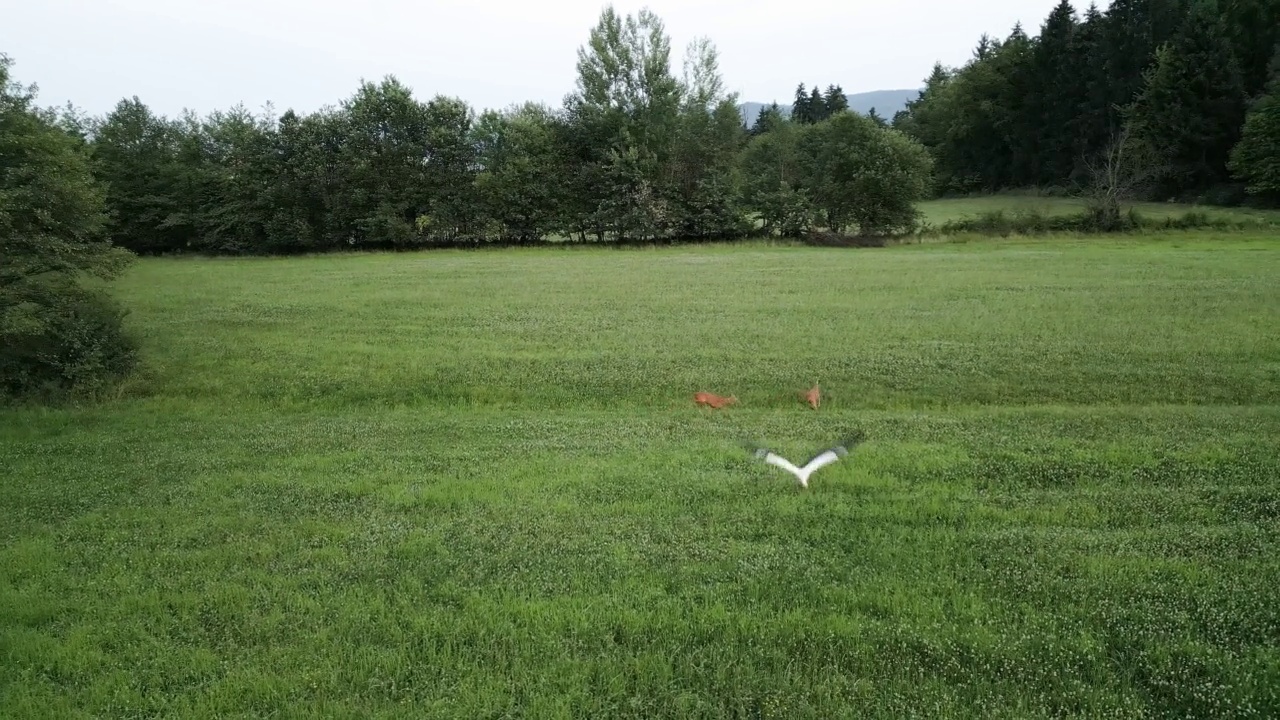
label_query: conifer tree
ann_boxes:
[1221,0,1280,99]
[974,33,995,60]
[823,84,848,117]
[1101,0,1188,131]
[809,87,827,122]
[1033,0,1081,183]
[1070,3,1114,176]
[1124,1,1248,195]
[792,83,812,124]
[750,102,786,135]
[998,23,1040,187]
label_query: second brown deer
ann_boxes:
[804,384,821,410]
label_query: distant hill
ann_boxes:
[739,89,921,127]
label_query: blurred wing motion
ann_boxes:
[759,450,802,477]
[750,432,865,488]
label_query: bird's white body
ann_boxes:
[754,445,849,488]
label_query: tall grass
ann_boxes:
[916,193,1280,233]
[928,207,1254,237]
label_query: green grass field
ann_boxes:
[3,233,1280,717]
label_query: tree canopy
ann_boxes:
[1,54,136,399]
[2,4,940,258]
[893,0,1278,204]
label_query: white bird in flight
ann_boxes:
[749,433,865,488]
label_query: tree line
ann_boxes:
[891,0,1280,206]
[25,8,934,258]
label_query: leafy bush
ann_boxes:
[754,185,818,237]
[1155,210,1238,231]
[1,54,137,401]
[1195,183,1249,207]
[1,277,136,399]
[797,113,934,236]
[936,209,1084,236]
[1228,55,1280,204]
[934,207,1246,237]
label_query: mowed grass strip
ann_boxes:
[108,235,1278,409]
[2,235,1279,718]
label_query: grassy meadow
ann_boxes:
[3,230,1280,717]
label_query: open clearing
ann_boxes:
[3,233,1279,717]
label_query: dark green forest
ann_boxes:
[3,0,1280,398]
[893,0,1280,204]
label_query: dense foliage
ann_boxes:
[0,54,136,400]
[1229,48,1280,201]
[4,6,933,256]
[893,0,1280,204]
[9,0,1275,270]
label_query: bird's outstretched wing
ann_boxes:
[760,450,803,478]
[800,431,868,473]
[748,445,801,477]
[747,431,867,486]
[800,448,845,474]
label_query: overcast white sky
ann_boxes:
[5,0,1080,118]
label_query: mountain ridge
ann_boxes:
[738,88,920,126]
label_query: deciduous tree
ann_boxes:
[1,55,136,399]
[1229,49,1280,202]
[797,113,933,235]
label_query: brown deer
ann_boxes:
[693,391,738,409]
[804,384,821,409]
